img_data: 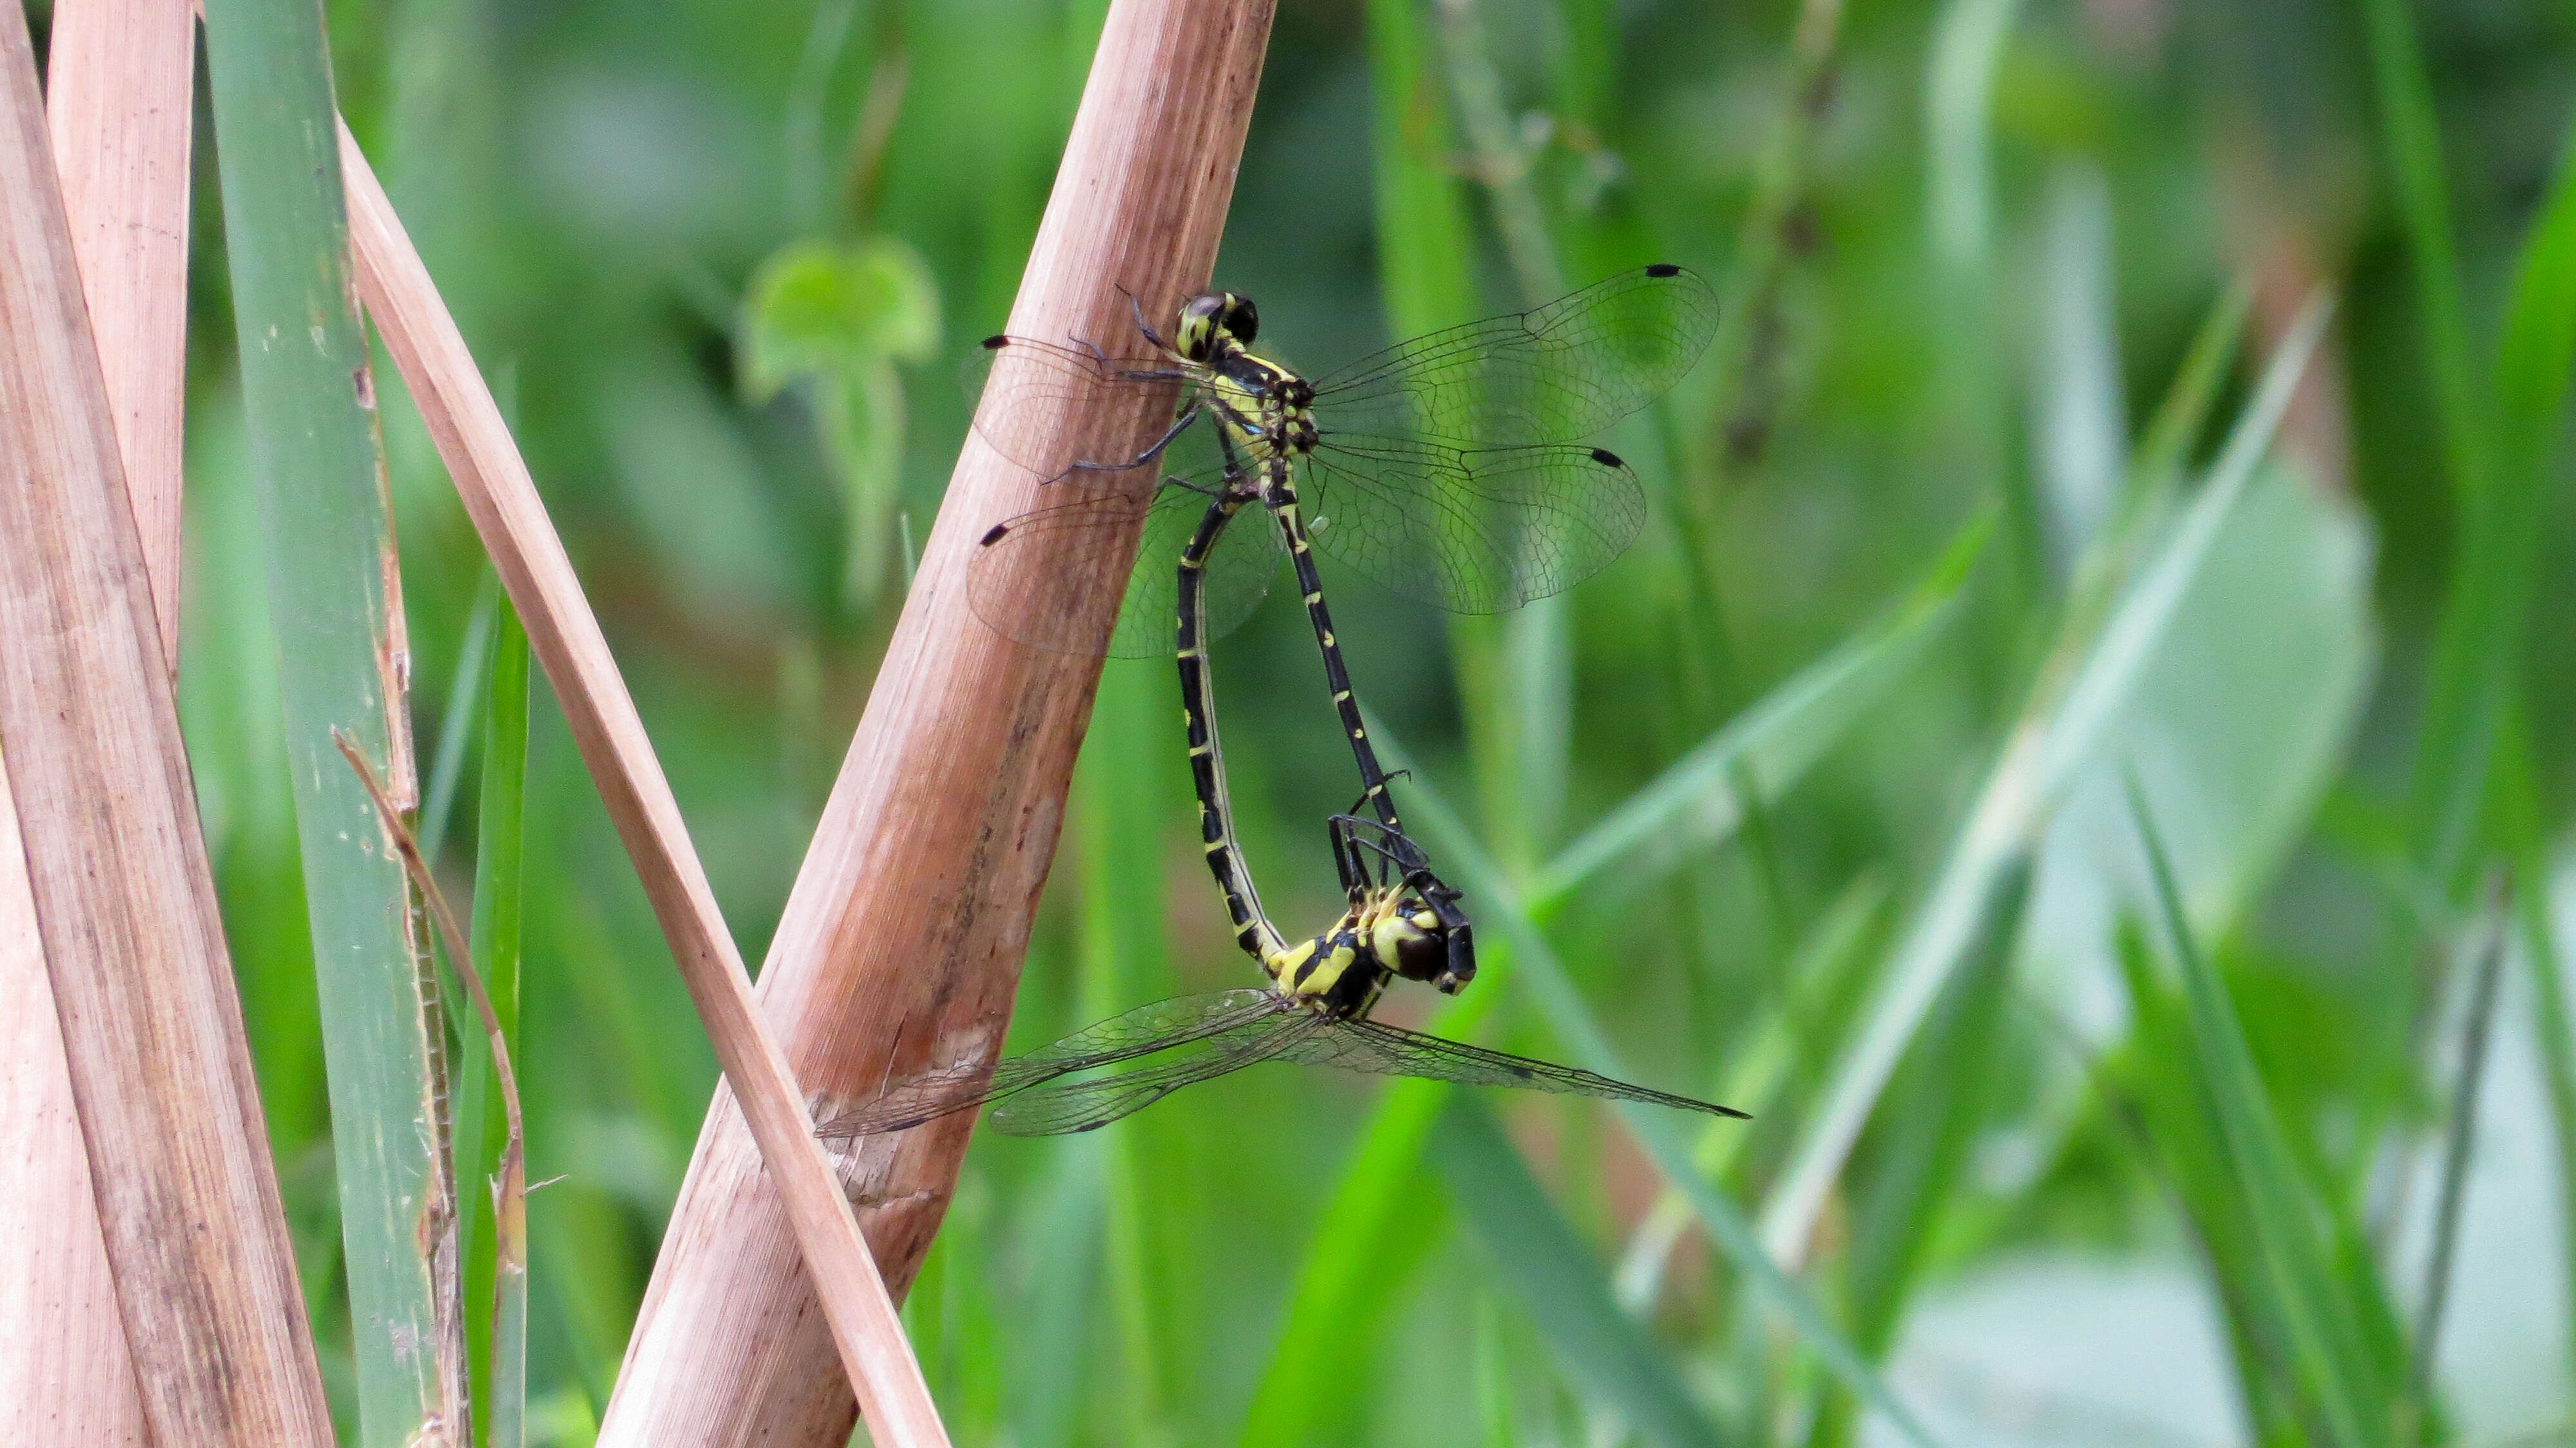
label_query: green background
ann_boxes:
[99,0,2576,1440]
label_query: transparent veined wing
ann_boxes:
[963,332,1226,490]
[966,473,1286,658]
[816,989,1296,1138]
[1284,1016,1748,1119]
[987,1007,1329,1136]
[1297,439,1645,614]
[1305,266,1719,448]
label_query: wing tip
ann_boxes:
[1645,262,1682,278]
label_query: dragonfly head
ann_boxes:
[1368,887,1475,996]
[1177,291,1259,362]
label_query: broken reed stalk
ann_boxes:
[1,3,195,1442]
[601,1,1276,1442]
[0,5,334,1445]
[336,124,952,1447]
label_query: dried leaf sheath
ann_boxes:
[338,125,951,1445]
[601,1,1277,1443]
[0,5,332,1442]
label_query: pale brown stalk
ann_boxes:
[0,5,332,1444]
[1,5,196,1443]
[44,0,194,668]
[337,122,951,1445]
[601,1,1274,1442]
[0,752,149,1448]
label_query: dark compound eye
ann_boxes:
[1224,295,1259,345]
[1392,926,1447,983]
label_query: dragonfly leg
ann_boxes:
[1325,813,1379,897]
[1056,399,1205,483]
[1123,288,1172,352]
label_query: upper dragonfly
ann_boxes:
[963,265,1722,663]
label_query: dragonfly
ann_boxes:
[815,813,1745,1138]
[965,266,1721,841]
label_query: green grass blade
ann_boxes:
[1616,877,1891,1316]
[2407,903,2508,1425]
[202,0,456,1436]
[1380,738,1943,1448]
[2128,775,2388,1447]
[1761,294,2333,1269]
[2032,161,2125,570]
[2358,0,2494,514]
[1361,0,1475,345]
[2034,295,2333,790]
[1926,0,2020,270]
[1243,553,1965,1445]
[463,598,530,1448]
[419,571,498,870]
[1808,858,2029,1448]
[1432,1101,1722,1448]
[1074,658,1178,1440]
[1237,1054,1479,1448]
[1535,511,1987,908]
[1012,1143,1107,1448]
[2405,109,2576,893]
[2129,281,2251,497]
[2519,854,2576,1386]
[1924,0,2025,587]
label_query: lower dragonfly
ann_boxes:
[815,812,1745,1138]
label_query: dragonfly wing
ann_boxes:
[963,333,1208,487]
[1283,1016,1748,1119]
[1305,267,1720,448]
[817,989,1293,1138]
[967,470,1283,658]
[987,1007,1327,1136]
[1298,439,1645,613]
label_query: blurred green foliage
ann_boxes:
[147,0,2576,1442]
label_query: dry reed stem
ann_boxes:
[1,6,196,1442]
[337,122,951,1447]
[0,5,332,1443]
[600,1,1274,1442]
[0,747,149,1448]
[44,0,194,669]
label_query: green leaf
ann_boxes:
[2128,776,2391,1447]
[202,2,455,1438]
[1432,1101,1722,1448]
[1534,509,1985,909]
[1761,296,2334,1270]
[462,596,530,1448]
[1383,741,1944,1448]
[2406,108,2576,895]
[738,237,939,606]
[1241,540,1974,1448]
[1072,658,1182,1440]
[739,236,942,401]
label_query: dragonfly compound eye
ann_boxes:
[1177,293,1228,361]
[1220,293,1260,346]
[1377,911,1451,987]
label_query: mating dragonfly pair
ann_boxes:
[821,265,1744,1139]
